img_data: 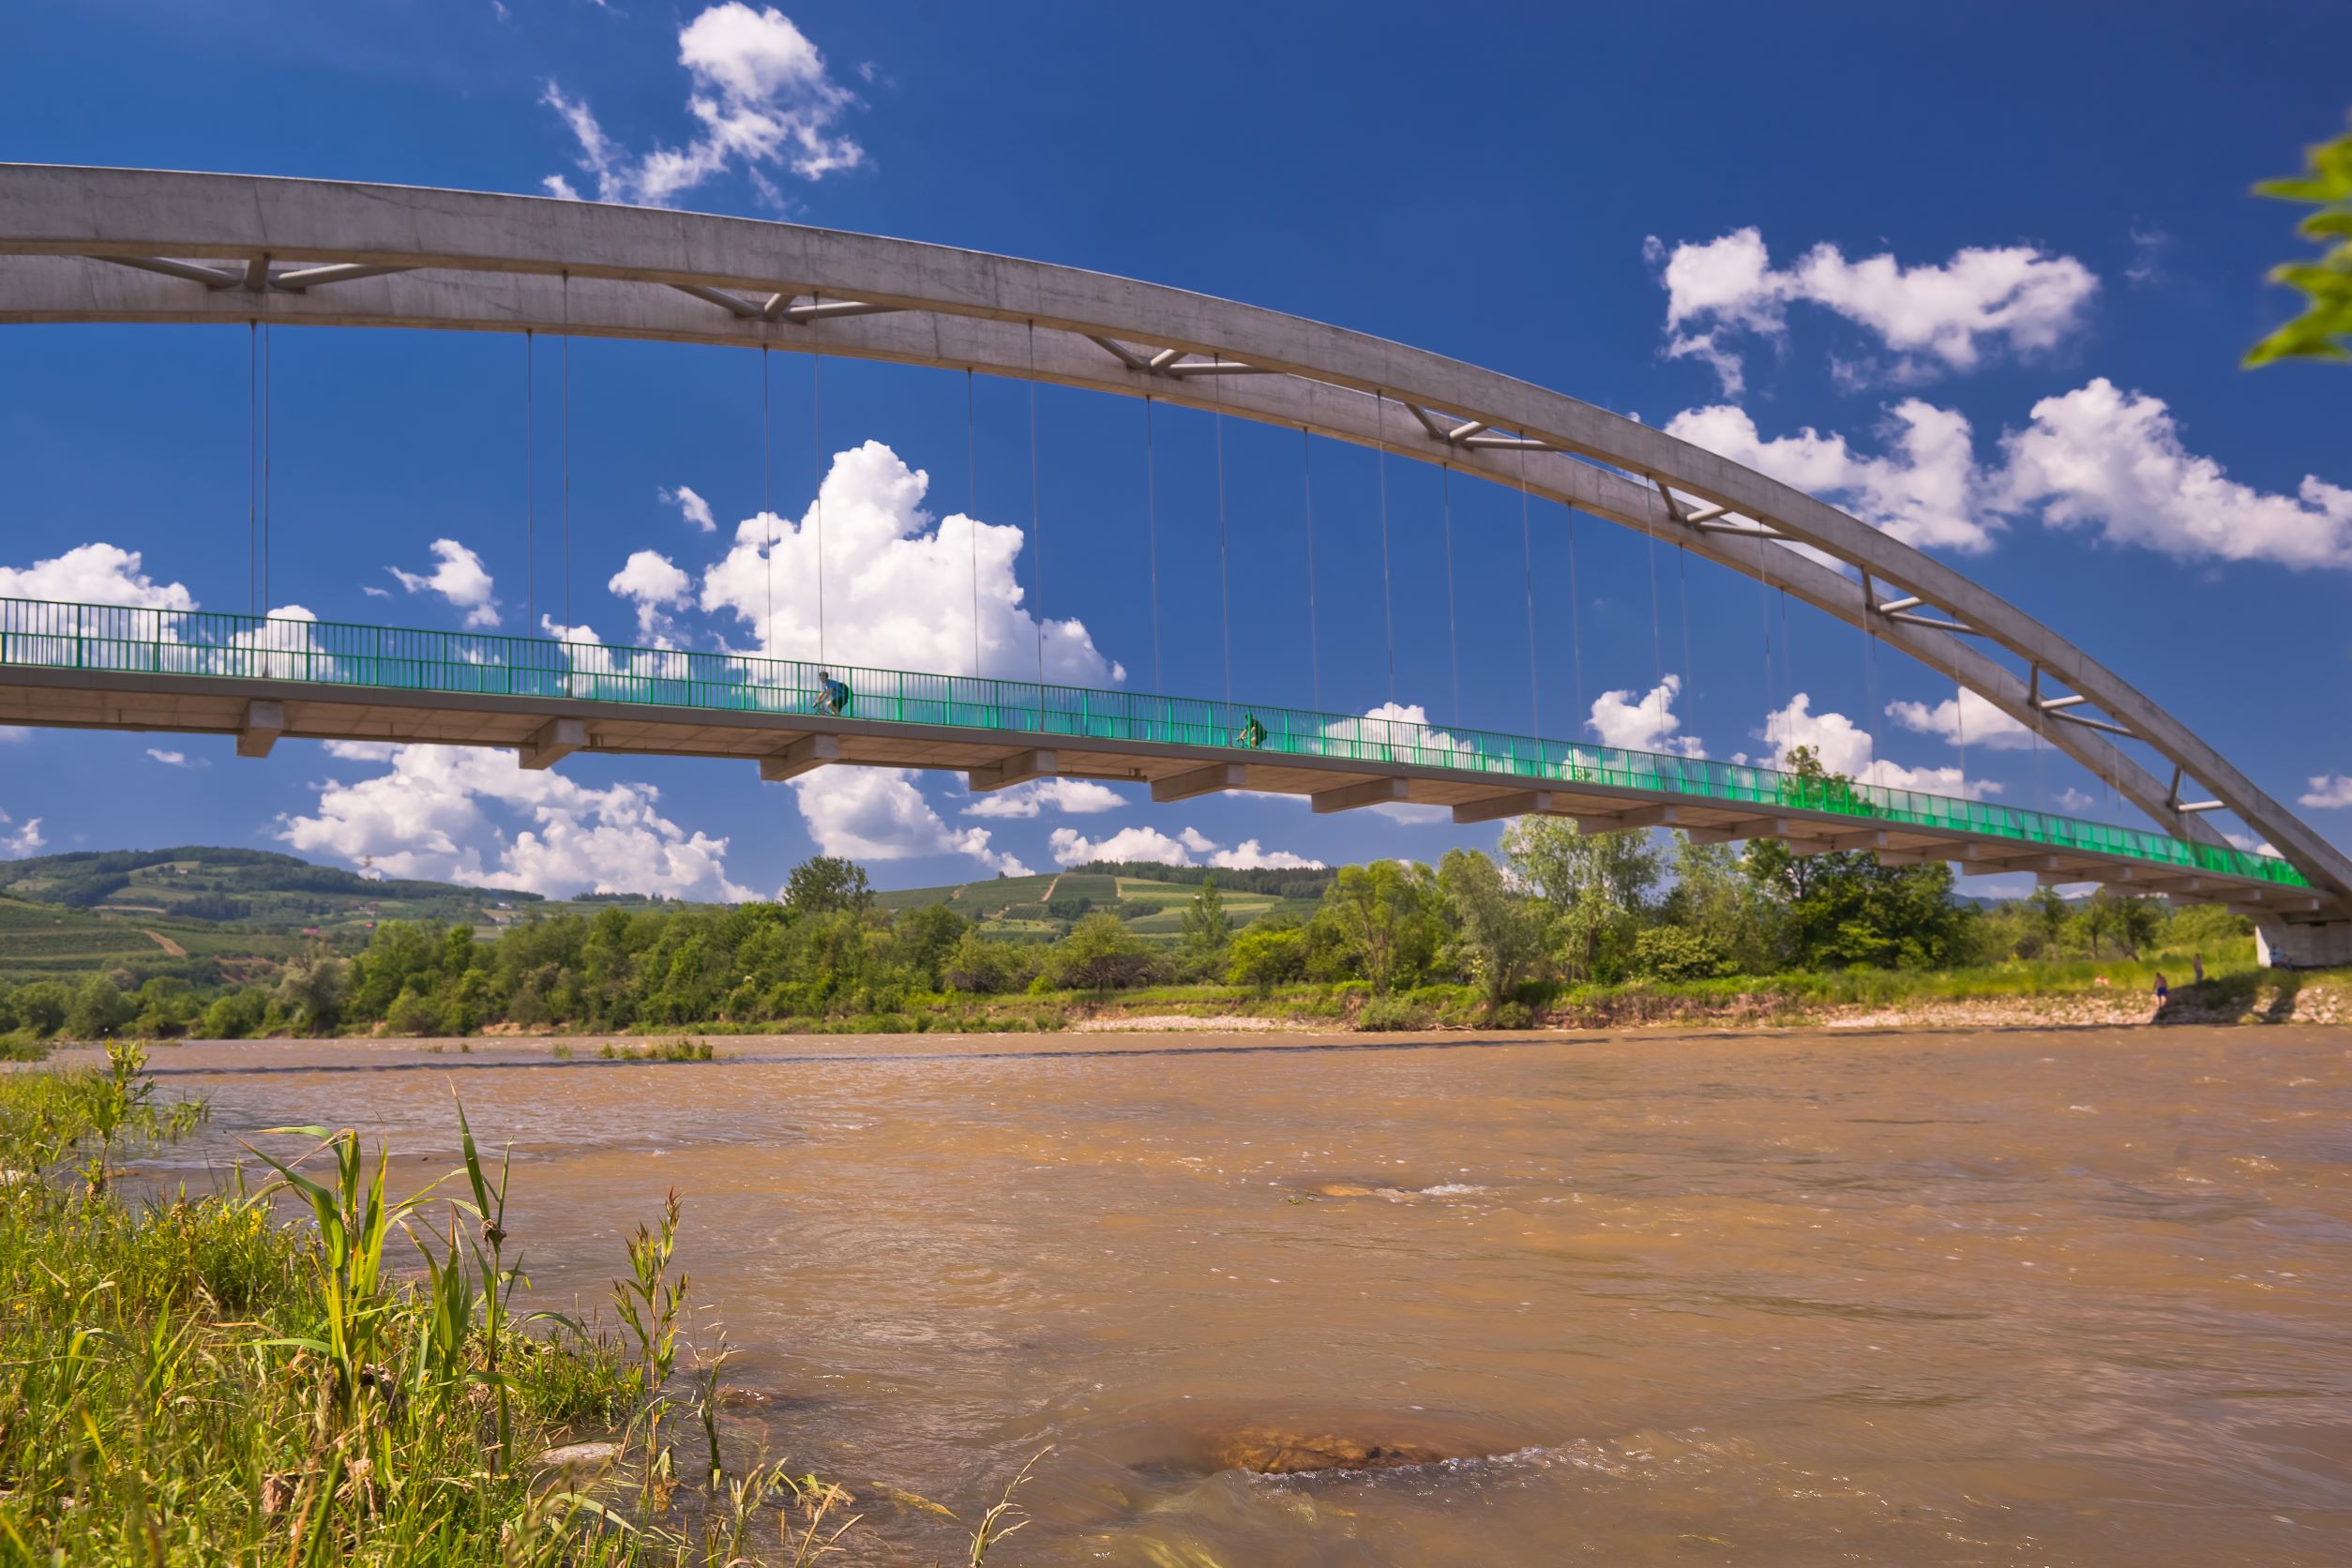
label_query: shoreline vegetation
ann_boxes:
[0,1042,1039,1562]
[7,782,2348,1060]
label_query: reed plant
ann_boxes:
[0,1050,1059,1565]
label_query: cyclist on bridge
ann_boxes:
[812,671,852,717]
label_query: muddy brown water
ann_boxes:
[103,1025,2352,1564]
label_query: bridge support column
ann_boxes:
[2256,919,2352,970]
[1312,776,1410,814]
[969,749,1057,792]
[1152,762,1246,803]
[518,716,587,770]
[234,700,283,758]
[759,732,838,782]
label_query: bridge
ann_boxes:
[0,165,2345,964]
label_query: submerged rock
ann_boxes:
[1206,1426,1456,1476]
[535,1440,621,1470]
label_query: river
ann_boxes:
[126,1024,2352,1565]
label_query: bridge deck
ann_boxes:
[0,598,2329,915]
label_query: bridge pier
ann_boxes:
[2255,919,2352,971]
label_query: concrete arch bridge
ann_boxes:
[0,166,2343,964]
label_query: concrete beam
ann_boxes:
[1829,828,1892,852]
[1451,789,1562,825]
[517,716,587,770]
[1686,815,1797,844]
[968,748,1057,792]
[1870,849,1934,867]
[1571,804,1681,835]
[1151,761,1246,804]
[757,731,838,783]
[1312,776,1410,815]
[234,700,283,758]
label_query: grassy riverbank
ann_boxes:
[0,1046,1030,1563]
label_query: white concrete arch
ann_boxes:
[0,163,2343,919]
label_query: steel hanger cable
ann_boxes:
[1564,502,1586,731]
[1214,354,1232,704]
[1376,390,1396,705]
[967,368,980,678]
[1146,395,1163,692]
[1518,445,1538,739]
[1027,321,1043,686]
[813,305,828,665]
[524,329,535,634]
[1441,462,1461,719]
[1303,427,1321,713]
[560,274,573,635]
[761,346,773,647]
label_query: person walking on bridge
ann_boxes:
[812,671,852,717]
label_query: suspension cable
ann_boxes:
[1758,571,1775,723]
[1518,446,1539,739]
[1146,395,1163,691]
[967,368,980,678]
[561,273,573,636]
[524,329,535,633]
[1303,427,1321,712]
[1376,390,1396,705]
[814,307,828,665]
[1214,354,1232,705]
[1779,587,1793,709]
[1862,611,1882,788]
[1678,543,1696,718]
[1027,322,1042,686]
[1564,501,1586,732]
[247,321,257,616]
[761,346,773,646]
[1645,516,1666,733]
[1441,462,1461,719]
[261,320,272,612]
[1955,678,1968,802]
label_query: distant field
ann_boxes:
[0,897,297,981]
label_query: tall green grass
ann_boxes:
[0,1052,1037,1563]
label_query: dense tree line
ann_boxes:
[2,800,2253,1046]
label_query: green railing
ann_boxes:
[0,596,2309,889]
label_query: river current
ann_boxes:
[128,1025,2352,1564]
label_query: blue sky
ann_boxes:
[2,1,2347,898]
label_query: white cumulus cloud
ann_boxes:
[1048,822,1321,870]
[960,779,1128,819]
[1997,378,2352,569]
[1883,687,2036,750]
[0,541,194,610]
[1666,400,1995,553]
[145,747,205,768]
[0,807,42,858]
[788,768,1027,876]
[700,439,1123,684]
[1761,693,2000,800]
[1649,227,2098,393]
[608,550,692,643]
[1588,674,1704,758]
[2300,775,2352,809]
[279,744,750,900]
[542,3,864,207]
[389,539,501,627]
[661,485,716,533]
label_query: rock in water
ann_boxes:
[535,1440,621,1470]
[1207,1426,1454,1475]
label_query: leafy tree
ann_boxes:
[1179,877,1231,967]
[273,955,347,1033]
[1317,861,1440,995]
[783,855,874,916]
[2106,891,2163,958]
[1056,912,1156,992]
[1500,817,1660,983]
[64,974,135,1040]
[2023,885,2071,958]
[1659,833,1787,973]
[1437,848,1548,1015]
[2247,113,2352,366]
[2073,893,2117,957]
[1630,924,1734,982]
[891,901,970,988]
[1227,922,1306,995]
